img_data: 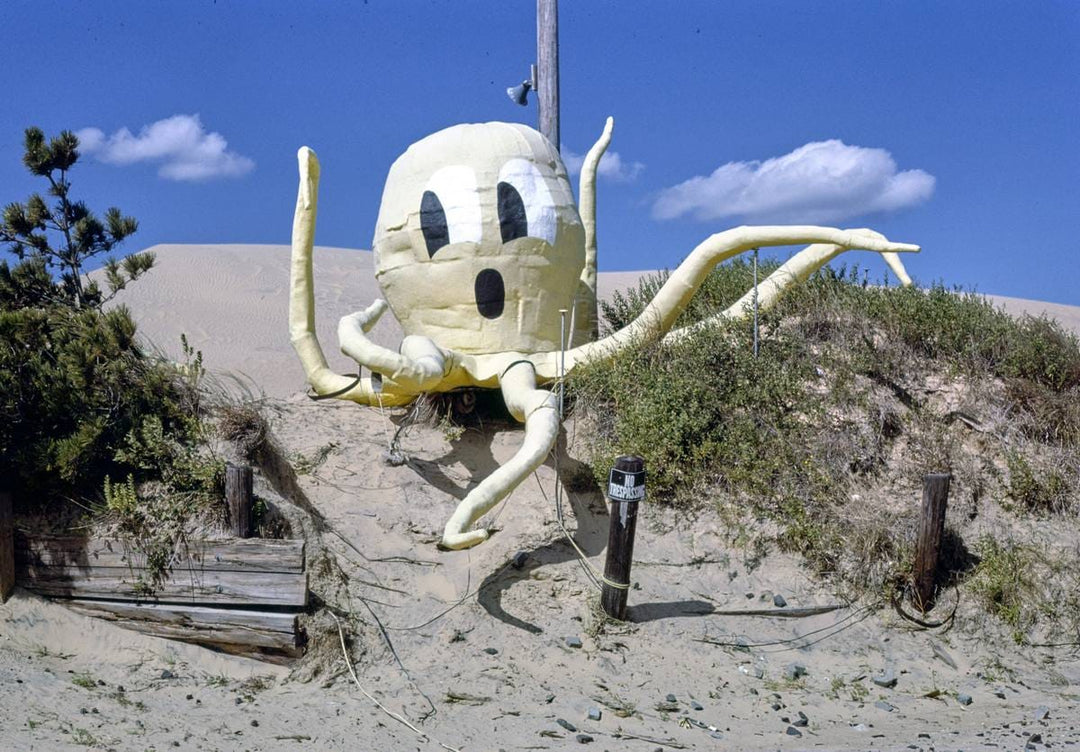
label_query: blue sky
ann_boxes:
[2,1,1077,304]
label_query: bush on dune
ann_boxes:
[0,127,222,524]
[575,258,1080,639]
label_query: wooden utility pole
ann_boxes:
[537,0,560,150]
[226,464,255,539]
[913,473,951,612]
[601,456,645,620]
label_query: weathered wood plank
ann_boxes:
[16,534,304,573]
[913,473,951,612]
[1,492,13,603]
[65,600,300,650]
[19,564,308,608]
[226,464,254,538]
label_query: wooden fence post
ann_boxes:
[601,456,645,620]
[226,465,254,539]
[913,473,951,612]
[1,491,14,602]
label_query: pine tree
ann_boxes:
[1,127,152,309]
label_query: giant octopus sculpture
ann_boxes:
[289,119,919,550]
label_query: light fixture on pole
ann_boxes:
[506,64,538,107]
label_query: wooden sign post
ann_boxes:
[1,492,14,602]
[601,455,645,620]
[226,464,255,539]
[913,473,951,612]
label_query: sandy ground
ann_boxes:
[2,244,1079,751]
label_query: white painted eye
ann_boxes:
[497,158,557,246]
[420,165,483,257]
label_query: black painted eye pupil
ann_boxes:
[497,182,528,243]
[420,190,449,258]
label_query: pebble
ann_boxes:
[556,719,577,732]
[510,551,528,569]
[752,665,764,679]
[565,636,583,649]
[785,726,802,737]
[874,700,896,712]
[587,707,601,721]
[250,720,259,727]
[784,663,807,681]
[1034,705,1050,721]
[957,693,973,706]
[773,594,787,608]
[186,694,194,700]
[793,711,809,727]
[160,669,176,680]
[930,640,958,669]
[1027,733,1043,749]
[484,647,499,655]
[666,693,677,703]
[575,734,593,744]
[80,708,88,715]
[745,591,755,599]
[690,700,703,711]
[872,668,897,688]
[993,688,1007,699]
[771,703,782,711]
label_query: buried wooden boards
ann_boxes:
[64,600,302,664]
[17,534,304,573]
[17,564,307,608]
[14,533,308,662]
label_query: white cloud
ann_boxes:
[77,114,254,181]
[652,139,934,223]
[562,148,644,182]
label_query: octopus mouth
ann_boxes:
[474,268,505,319]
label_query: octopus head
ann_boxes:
[372,122,586,355]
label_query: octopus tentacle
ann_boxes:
[338,302,449,393]
[440,361,559,550]
[563,226,919,368]
[289,147,424,407]
[881,252,913,286]
[665,233,913,342]
[574,117,614,343]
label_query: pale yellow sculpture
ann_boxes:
[290,119,920,550]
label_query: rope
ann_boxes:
[552,311,630,593]
[890,585,959,630]
[308,373,363,401]
[538,469,630,592]
[331,613,461,752]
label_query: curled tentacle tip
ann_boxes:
[438,529,490,551]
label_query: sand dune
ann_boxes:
[0,242,1072,750]
[109,244,1079,399]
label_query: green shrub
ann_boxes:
[574,256,1080,601]
[0,303,205,503]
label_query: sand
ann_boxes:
[2,243,1078,751]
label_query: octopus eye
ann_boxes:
[420,190,449,258]
[497,158,558,247]
[497,182,528,243]
[419,165,483,258]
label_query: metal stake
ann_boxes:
[752,248,759,358]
